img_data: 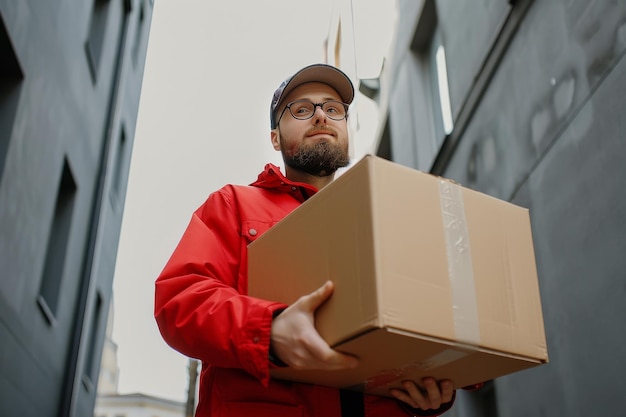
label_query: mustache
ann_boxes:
[305,126,337,137]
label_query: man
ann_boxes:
[154,64,457,417]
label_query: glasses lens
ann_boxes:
[289,101,315,119]
[322,101,347,120]
[287,100,347,121]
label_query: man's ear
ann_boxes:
[270,129,281,151]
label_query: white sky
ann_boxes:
[112,0,396,403]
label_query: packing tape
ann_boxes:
[414,348,470,371]
[361,348,470,391]
[438,179,481,346]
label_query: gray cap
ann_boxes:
[270,64,354,129]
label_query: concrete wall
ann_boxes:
[379,0,626,415]
[0,0,152,415]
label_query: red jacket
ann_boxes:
[155,164,454,417]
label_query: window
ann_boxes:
[375,118,393,161]
[82,292,104,392]
[37,160,77,325]
[425,32,454,148]
[110,124,128,206]
[85,0,112,82]
[413,0,531,174]
[132,0,146,67]
[435,44,453,136]
[410,0,452,166]
[0,12,23,181]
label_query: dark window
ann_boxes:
[430,33,454,144]
[37,160,77,325]
[410,2,452,155]
[110,124,128,206]
[0,12,24,181]
[132,0,146,67]
[376,118,393,161]
[82,292,103,392]
[417,0,533,175]
[85,0,112,82]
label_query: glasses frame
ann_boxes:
[276,100,349,126]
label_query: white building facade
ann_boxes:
[95,393,185,417]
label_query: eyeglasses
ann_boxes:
[276,100,349,125]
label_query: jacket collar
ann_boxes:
[250,163,318,201]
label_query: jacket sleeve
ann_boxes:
[154,189,287,386]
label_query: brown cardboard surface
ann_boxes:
[248,155,548,395]
[270,328,542,396]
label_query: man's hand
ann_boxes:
[389,378,455,410]
[270,280,359,371]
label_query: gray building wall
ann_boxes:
[376,0,626,416]
[0,0,152,416]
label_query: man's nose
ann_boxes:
[312,105,327,124]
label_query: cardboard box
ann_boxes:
[248,155,548,396]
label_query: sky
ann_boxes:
[111,0,396,403]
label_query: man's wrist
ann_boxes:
[268,344,288,367]
[269,308,288,367]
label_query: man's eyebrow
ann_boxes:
[295,96,341,102]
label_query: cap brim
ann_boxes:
[279,64,354,107]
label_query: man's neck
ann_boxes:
[285,167,335,190]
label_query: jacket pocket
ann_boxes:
[221,401,304,417]
[242,220,276,243]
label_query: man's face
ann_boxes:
[271,82,350,177]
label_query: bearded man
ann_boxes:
[155,64,457,417]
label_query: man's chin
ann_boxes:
[283,151,349,177]
[285,161,343,177]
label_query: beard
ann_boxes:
[282,140,350,177]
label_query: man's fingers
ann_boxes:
[271,281,358,372]
[298,280,334,311]
[390,378,455,410]
[440,380,454,403]
[285,334,359,371]
[402,380,430,410]
[422,378,442,409]
[295,350,358,371]
[389,387,419,409]
[301,327,359,370]
[313,348,359,370]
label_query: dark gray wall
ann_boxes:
[381,0,626,415]
[0,0,152,416]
